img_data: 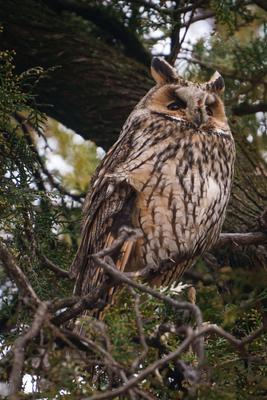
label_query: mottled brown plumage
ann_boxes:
[71,57,235,313]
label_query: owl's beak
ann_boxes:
[193,109,202,128]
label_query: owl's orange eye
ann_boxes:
[167,98,187,110]
[206,106,213,116]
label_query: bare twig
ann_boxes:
[3,223,267,399]
[177,55,267,89]
[50,282,109,325]
[91,226,143,259]
[0,241,41,306]
[9,302,48,397]
[40,253,71,278]
[82,331,195,400]
[168,3,197,66]
[177,55,239,79]
[179,10,215,27]
[81,322,266,400]
[57,327,141,400]
[130,289,148,372]
[60,327,123,371]
[92,252,203,328]
[138,0,206,16]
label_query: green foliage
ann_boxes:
[0,50,75,320]
[210,0,254,33]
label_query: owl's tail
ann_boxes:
[71,231,136,330]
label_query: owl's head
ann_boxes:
[143,57,228,130]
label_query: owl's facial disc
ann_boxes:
[173,86,227,127]
[147,82,227,129]
[147,57,228,130]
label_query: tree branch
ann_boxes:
[0,241,41,306]
[216,231,267,248]
[169,10,194,66]
[92,253,203,329]
[180,10,215,27]
[130,288,148,372]
[40,254,71,278]
[3,225,267,399]
[232,102,267,116]
[44,0,150,66]
[51,281,109,325]
[9,302,48,397]
[138,0,207,15]
[81,322,266,400]
[254,0,267,12]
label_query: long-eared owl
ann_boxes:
[71,57,235,311]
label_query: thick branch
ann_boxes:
[95,254,203,326]
[232,102,267,116]
[44,0,150,66]
[52,227,267,399]
[254,0,267,12]
[216,231,267,248]
[3,227,266,399]
[62,228,267,327]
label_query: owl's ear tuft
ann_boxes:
[151,57,177,84]
[206,71,225,93]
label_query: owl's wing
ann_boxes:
[70,122,139,302]
[71,181,136,298]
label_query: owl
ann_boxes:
[70,57,235,313]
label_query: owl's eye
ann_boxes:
[206,106,213,116]
[167,98,187,110]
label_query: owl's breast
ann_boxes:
[124,132,235,274]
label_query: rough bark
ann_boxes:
[0,0,266,269]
